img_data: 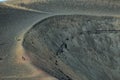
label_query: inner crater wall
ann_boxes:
[23,15,120,80]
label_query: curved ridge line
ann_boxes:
[2,2,51,14]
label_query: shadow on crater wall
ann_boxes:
[23,15,120,80]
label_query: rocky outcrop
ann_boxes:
[23,15,120,80]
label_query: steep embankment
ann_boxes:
[23,15,120,80]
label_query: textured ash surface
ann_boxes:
[23,15,120,80]
[0,0,120,80]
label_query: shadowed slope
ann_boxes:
[23,15,120,80]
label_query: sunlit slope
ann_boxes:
[0,5,56,80]
[5,0,120,16]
